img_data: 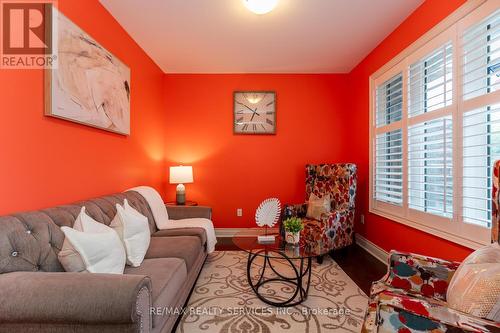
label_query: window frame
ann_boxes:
[369,0,496,250]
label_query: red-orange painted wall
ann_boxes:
[0,0,166,214]
[0,0,479,261]
[163,74,350,228]
[348,0,472,261]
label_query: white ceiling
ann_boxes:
[99,0,424,73]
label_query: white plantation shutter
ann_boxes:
[376,74,403,127]
[369,1,497,247]
[374,73,404,207]
[408,42,453,117]
[408,117,453,218]
[463,104,499,228]
[462,9,500,101]
[407,41,454,219]
[375,129,403,205]
[460,6,500,234]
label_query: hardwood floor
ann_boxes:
[330,244,387,295]
[215,237,387,295]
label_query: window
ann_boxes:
[462,7,500,229]
[408,116,453,218]
[375,74,403,206]
[408,42,453,117]
[407,42,454,219]
[370,2,500,248]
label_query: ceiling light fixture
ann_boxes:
[242,0,279,15]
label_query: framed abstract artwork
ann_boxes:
[45,8,131,135]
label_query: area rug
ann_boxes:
[176,251,368,333]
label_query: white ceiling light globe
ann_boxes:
[242,0,279,15]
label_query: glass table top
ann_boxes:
[232,229,333,259]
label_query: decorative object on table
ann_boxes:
[169,166,194,205]
[361,160,500,333]
[233,91,276,134]
[283,217,303,245]
[255,198,281,243]
[283,164,357,255]
[45,8,130,135]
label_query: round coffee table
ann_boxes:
[233,230,333,307]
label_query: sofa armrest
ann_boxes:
[0,271,152,328]
[372,250,461,301]
[375,291,500,332]
[166,205,212,220]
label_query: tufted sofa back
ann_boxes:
[0,191,157,274]
[305,163,357,211]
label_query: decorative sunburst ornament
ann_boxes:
[255,198,281,227]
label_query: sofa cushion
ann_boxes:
[145,236,202,272]
[125,258,187,328]
[152,227,207,249]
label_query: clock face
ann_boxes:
[233,91,276,134]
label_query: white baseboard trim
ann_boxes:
[355,233,388,265]
[216,228,279,237]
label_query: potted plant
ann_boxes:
[282,217,304,244]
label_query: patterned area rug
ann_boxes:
[176,251,368,333]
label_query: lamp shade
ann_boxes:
[169,166,193,184]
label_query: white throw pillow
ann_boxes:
[58,207,126,274]
[111,199,150,267]
[447,242,500,321]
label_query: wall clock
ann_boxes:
[233,91,276,134]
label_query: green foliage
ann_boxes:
[283,217,304,233]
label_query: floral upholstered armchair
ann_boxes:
[361,160,500,333]
[283,163,357,254]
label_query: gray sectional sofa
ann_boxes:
[0,190,210,333]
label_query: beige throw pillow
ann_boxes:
[306,193,331,220]
[447,242,500,321]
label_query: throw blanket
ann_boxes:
[127,186,217,253]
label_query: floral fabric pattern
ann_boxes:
[305,163,357,211]
[493,160,499,244]
[374,251,460,302]
[362,252,500,333]
[283,163,357,253]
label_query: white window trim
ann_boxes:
[369,0,492,250]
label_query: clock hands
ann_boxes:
[250,107,258,121]
[236,101,260,116]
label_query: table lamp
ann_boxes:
[169,166,193,205]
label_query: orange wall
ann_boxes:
[348,0,472,261]
[164,74,350,228]
[0,0,166,214]
[0,0,478,261]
